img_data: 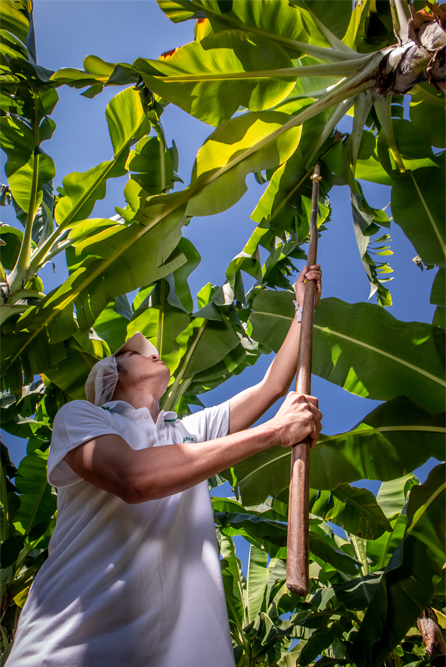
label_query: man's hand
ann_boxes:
[295,264,322,309]
[268,392,322,449]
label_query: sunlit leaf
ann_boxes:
[135,30,296,126]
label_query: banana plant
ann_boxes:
[3,0,445,394]
[0,1,192,395]
[215,467,445,666]
[216,534,359,666]
[0,381,57,660]
[45,0,445,315]
[1,2,445,664]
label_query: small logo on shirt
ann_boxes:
[183,437,194,443]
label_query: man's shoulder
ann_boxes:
[55,400,111,424]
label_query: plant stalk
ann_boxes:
[163,322,207,411]
[27,114,149,278]
[149,58,372,84]
[0,463,9,541]
[9,91,40,291]
[389,0,410,44]
[157,280,165,356]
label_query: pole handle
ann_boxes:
[286,162,321,596]
[286,437,311,595]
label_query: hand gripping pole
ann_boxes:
[286,162,321,596]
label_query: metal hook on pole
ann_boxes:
[286,161,321,596]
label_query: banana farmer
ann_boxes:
[7,266,322,667]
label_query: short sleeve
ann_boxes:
[48,400,121,488]
[180,401,230,443]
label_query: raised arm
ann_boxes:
[228,265,322,434]
[64,392,322,504]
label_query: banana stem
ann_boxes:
[9,92,40,291]
[163,322,206,411]
[157,280,165,356]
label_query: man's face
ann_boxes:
[115,350,170,392]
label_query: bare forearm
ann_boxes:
[67,424,280,504]
[229,315,301,432]
[262,315,301,396]
[128,423,277,502]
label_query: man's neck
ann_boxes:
[113,389,160,423]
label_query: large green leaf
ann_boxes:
[246,545,269,624]
[186,111,302,217]
[220,533,245,631]
[309,485,392,541]
[376,473,419,520]
[250,293,445,411]
[50,55,139,96]
[325,485,392,540]
[135,30,296,126]
[410,98,446,149]
[2,204,187,386]
[351,464,446,667]
[13,449,56,537]
[92,298,130,354]
[157,0,362,59]
[309,396,445,490]
[216,511,360,575]
[431,266,445,329]
[126,135,180,195]
[0,225,23,270]
[332,572,383,610]
[44,332,111,400]
[0,0,32,46]
[295,0,353,41]
[225,396,445,504]
[6,150,55,217]
[391,166,446,270]
[54,87,150,229]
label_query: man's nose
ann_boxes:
[148,354,160,361]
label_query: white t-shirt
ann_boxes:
[7,400,235,667]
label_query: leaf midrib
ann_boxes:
[314,323,446,387]
[144,61,361,83]
[235,425,446,488]
[252,309,445,387]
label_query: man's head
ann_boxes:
[85,333,169,407]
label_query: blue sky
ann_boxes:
[1,1,438,506]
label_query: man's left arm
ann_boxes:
[228,265,322,434]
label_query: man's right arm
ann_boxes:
[64,392,322,504]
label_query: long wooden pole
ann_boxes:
[286,162,321,596]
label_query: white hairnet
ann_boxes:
[86,356,119,407]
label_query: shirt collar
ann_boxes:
[102,400,177,425]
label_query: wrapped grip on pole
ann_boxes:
[286,163,321,596]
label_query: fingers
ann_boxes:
[309,405,323,448]
[304,394,319,409]
[295,266,308,289]
[305,264,322,284]
[294,265,322,299]
[284,392,322,447]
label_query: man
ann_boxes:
[7,266,322,667]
